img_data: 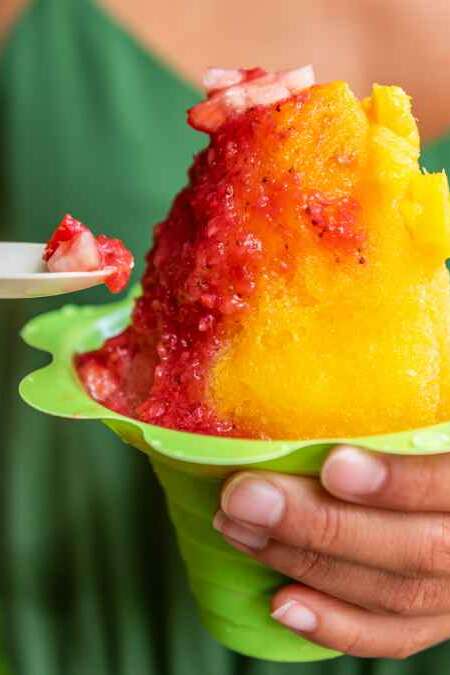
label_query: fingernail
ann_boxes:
[271,601,318,632]
[213,511,269,550]
[322,446,387,496]
[221,474,285,527]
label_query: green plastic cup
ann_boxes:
[19,292,450,662]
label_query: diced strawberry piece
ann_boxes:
[43,214,87,261]
[44,213,134,293]
[187,97,229,135]
[46,230,101,273]
[188,65,315,134]
[96,235,134,293]
[77,360,119,402]
[241,67,268,83]
[203,68,244,95]
[203,67,267,96]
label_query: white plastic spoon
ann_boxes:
[0,242,112,299]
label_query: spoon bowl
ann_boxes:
[0,242,111,299]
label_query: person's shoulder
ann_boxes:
[0,0,29,45]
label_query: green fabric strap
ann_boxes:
[0,1,449,673]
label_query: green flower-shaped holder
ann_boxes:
[19,290,450,663]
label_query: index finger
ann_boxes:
[321,445,450,512]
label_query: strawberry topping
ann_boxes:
[44,214,134,293]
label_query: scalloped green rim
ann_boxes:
[19,288,450,465]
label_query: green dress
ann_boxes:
[0,1,449,673]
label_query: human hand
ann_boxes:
[213,446,450,658]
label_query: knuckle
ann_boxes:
[400,457,436,508]
[383,578,429,616]
[289,550,332,582]
[308,500,343,552]
[417,579,447,613]
[427,516,450,576]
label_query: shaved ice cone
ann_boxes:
[20,66,450,662]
